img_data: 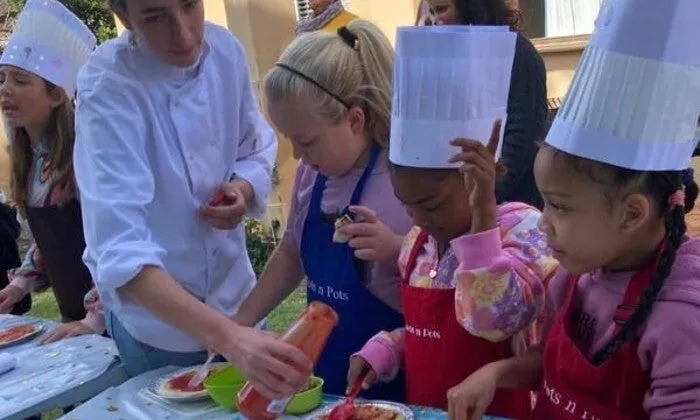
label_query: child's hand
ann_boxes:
[342,206,403,264]
[33,247,43,271]
[0,285,26,314]
[347,355,377,392]
[448,119,502,234]
[447,363,499,420]
[39,320,97,345]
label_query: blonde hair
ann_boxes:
[264,19,394,148]
[10,83,75,215]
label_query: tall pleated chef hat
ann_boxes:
[546,0,700,171]
[389,25,516,168]
[0,0,97,97]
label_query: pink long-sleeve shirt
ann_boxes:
[356,203,559,382]
[542,237,700,419]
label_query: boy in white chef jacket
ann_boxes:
[74,0,311,397]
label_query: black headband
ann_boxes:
[337,26,359,50]
[275,63,350,108]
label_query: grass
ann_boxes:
[31,286,306,420]
[28,286,308,332]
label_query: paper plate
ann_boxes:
[149,362,228,402]
[0,323,43,349]
[309,400,415,420]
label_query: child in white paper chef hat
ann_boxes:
[0,0,102,341]
[347,25,558,418]
[455,0,700,418]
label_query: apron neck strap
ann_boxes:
[346,143,381,209]
[612,240,666,330]
[403,230,430,283]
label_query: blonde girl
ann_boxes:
[235,20,413,400]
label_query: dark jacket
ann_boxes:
[495,33,547,209]
[0,202,32,315]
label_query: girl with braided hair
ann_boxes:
[452,0,700,419]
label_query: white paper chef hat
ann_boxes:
[0,0,97,97]
[546,0,700,171]
[389,25,516,168]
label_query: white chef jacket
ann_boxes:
[73,23,277,352]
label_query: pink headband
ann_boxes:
[668,190,685,208]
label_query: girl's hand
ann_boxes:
[447,363,499,420]
[39,321,97,345]
[0,285,26,314]
[448,119,502,234]
[33,247,43,271]
[347,356,378,392]
[341,206,403,263]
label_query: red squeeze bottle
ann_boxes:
[237,301,339,420]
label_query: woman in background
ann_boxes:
[426,0,547,208]
[295,0,359,34]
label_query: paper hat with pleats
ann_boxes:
[0,0,97,96]
[546,0,700,171]
[389,25,516,168]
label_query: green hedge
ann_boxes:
[245,219,279,276]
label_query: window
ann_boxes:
[294,0,312,21]
[519,0,604,39]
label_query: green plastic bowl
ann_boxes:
[286,376,325,415]
[204,365,324,414]
[204,365,247,409]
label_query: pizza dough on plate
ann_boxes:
[156,365,223,399]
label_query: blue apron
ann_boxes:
[300,144,406,401]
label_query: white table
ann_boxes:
[59,366,234,420]
[66,366,496,420]
[0,313,59,354]
[0,315,128,420]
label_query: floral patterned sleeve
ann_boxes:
[451,203,559,344]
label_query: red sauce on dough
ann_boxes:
[0,325,35,343]
[167,372,204,392]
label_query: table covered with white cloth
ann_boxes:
[62,366,512,420]
[0,314,128,420]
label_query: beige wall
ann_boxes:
[540,49,579,100]
[346,0,421,44]
[531,36,588,101]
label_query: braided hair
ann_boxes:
[452,0,523,30]
[548,145,699,365]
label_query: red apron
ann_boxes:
[531,262,654,420]
[402,230,530,418]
